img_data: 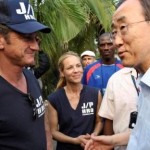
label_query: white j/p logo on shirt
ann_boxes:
[81,102,94,116]
[35,96,45,118]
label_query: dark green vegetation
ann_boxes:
[30,0,118,97]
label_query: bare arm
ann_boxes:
[111,130,130,146]
[48,102,90,145]
[44,100,53,150]
[92,130,130,146]
[103,119,114,135]
[93,91,103,135]
[84,130,130,150]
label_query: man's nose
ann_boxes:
[113,34,124,49]
[29,40,40,51]
[103,44,109,49]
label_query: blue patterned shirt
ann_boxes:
[127,68,150,150]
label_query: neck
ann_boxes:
[0,60,27,93]
[0,65,23,81]
[0,53,27,93]
[101,58,116,65]
[140,58,150,74]
[0,54,23,78]
[65,83,83,94]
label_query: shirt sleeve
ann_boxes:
[47,92,58,110]
[98,76,115,120]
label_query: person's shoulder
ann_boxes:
[115,59,123,64]
[82,85,99,100]
[115,59,124,68]
[48,88,63,100]
[109,67,133,80]
[140,67,150,84]
[49,88,63,95]
[84,60,101,71]
[89,59,100,67]
[115,58,122,63]
[84,85,99,92]
[117,67,134,74]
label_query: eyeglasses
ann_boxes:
[28,93,38,120]
[111,20,148,40]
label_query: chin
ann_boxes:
[25,62,35,67]
[72,79,81,84]
[121,59,134,67]
[29,59,35,64]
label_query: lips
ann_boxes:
[104,51,110,54]
[73,75,82,78]
[103,51,111,56]
[118,51,126,58]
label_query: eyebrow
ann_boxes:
[111,16,126,28]
[117,16,126,22]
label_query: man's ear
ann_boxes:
[0,36,4,49]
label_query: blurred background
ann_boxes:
[30,0,119,97]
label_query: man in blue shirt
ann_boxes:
[82,32,123,96]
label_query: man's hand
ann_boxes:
[84,134,113,150]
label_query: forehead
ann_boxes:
[99,35,112,44]
[112,0,144,25]
[82,55,93,59]
[63,55,80,65]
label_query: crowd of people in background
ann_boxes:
[1,0,150,150]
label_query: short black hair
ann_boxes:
[116,0,126,8]
[97,32,112,46]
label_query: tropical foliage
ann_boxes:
[30,0,118,97]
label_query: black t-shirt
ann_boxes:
[0,69,46,150]
[48,85,99,150]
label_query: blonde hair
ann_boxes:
[56,51,81,89]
